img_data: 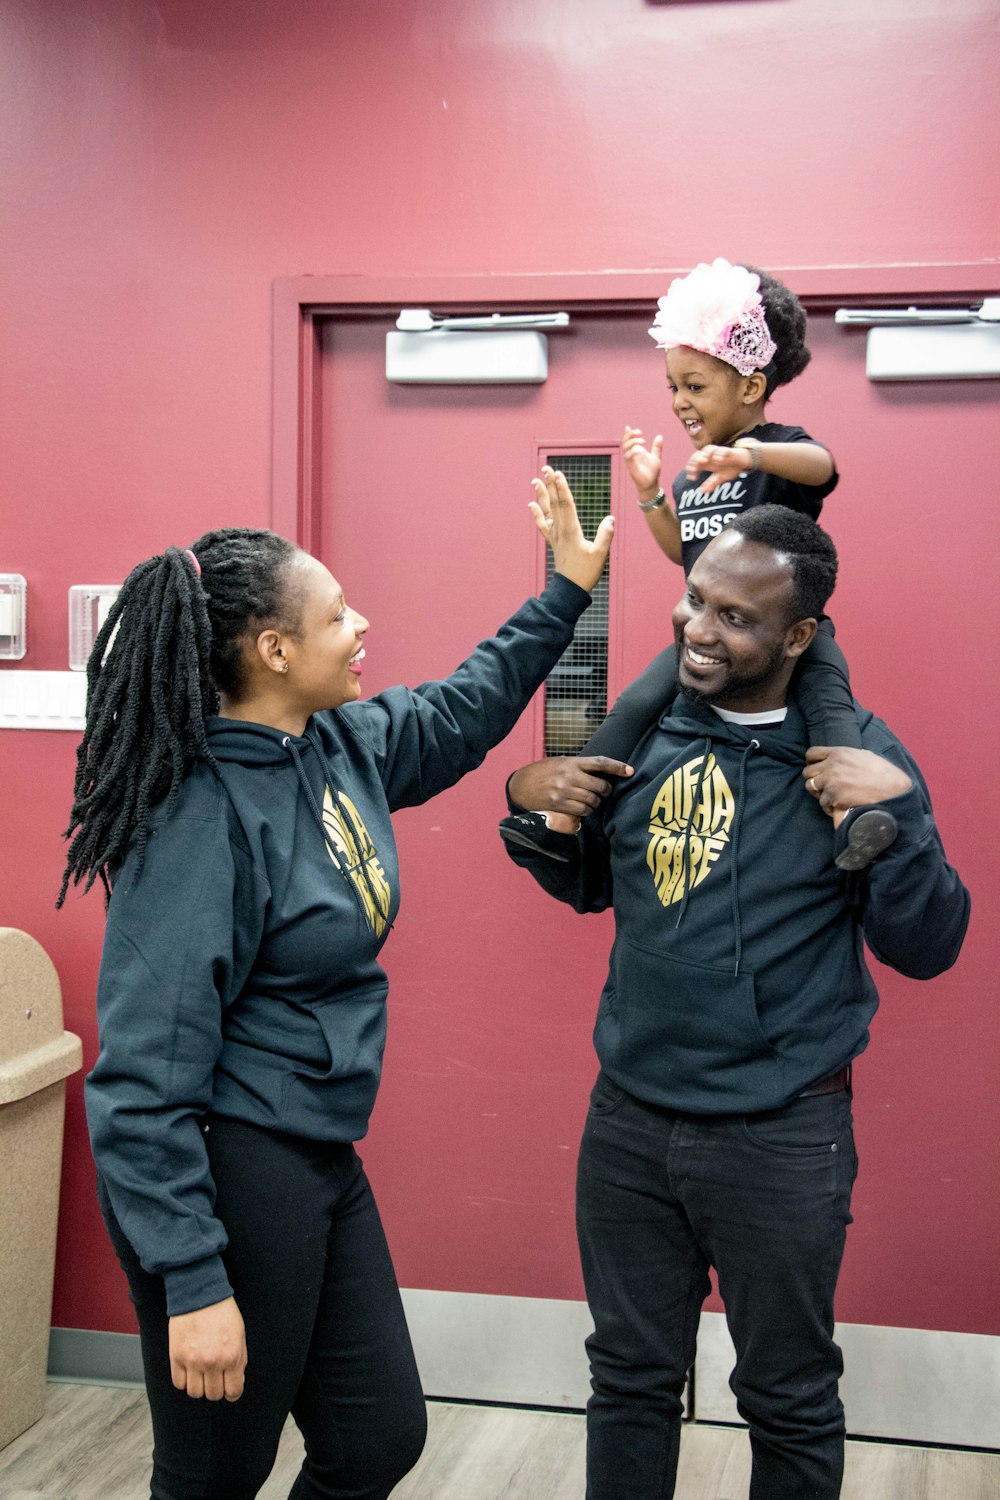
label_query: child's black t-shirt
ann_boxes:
[672,422,838,574]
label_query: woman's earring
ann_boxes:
[278,661,289,674]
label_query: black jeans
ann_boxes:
[577,1073,858,1500]
[98,1117,427,1500]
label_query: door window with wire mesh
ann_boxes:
[543,452,611,755]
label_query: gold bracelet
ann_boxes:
[736,440,763,471]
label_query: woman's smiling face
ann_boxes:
[281,553,369,717]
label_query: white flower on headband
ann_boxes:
[649,258,777,376]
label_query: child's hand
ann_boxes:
[623,426,663,500]
[687,444,756,494]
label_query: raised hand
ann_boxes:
[530,468,615,594]
[623,426,663,499]
[168,1296,248,1402]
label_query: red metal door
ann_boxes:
[317,306,996,1344]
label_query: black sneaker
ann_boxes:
[498,812,574,862]
[835,808,898,871]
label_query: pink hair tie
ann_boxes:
[648,257,777,376]
[183,548,202,578]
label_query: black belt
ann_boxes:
[799,1065,851,1098]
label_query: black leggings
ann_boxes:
[98,1118,427,1500]
[583,623,862,761]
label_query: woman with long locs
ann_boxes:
[58,471,613,1500]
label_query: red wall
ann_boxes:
[0,0,996,1337]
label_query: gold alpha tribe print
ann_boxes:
[322,786,391,936]
[646,752,735,907]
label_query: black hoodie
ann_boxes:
[503,694,969,1114]
[86,575,590,1316]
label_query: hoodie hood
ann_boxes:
[652,691,809,767]
[205,716,312,766]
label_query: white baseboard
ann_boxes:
[49,1295,1000,1449]
[400,1289,593,1409]
[694,1310,1000,1448]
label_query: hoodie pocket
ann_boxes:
[280,981,389,1137]
[596,937,783,1110]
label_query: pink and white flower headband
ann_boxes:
[648,258,777,377]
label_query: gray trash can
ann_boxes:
[0,927,83,1450]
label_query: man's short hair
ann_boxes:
[728,505,838,621]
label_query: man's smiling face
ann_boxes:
[672,530,813,713]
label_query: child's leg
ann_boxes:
[795,624,897,868]
[535,646,678,834]
[582,645,679,759]
[793,626,862,751]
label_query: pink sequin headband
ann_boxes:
[648,258,777,377]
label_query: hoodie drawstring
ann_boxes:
[673,734,758,978]
[728,739,758,977]
[675,737,713,932]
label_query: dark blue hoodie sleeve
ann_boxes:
[841,739,970,979]
[85,784,268,1316]
[345,574,591,811]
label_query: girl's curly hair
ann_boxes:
[743,263,812,388]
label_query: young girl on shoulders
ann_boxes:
[628,257,837,577]
[568,258,895,867]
